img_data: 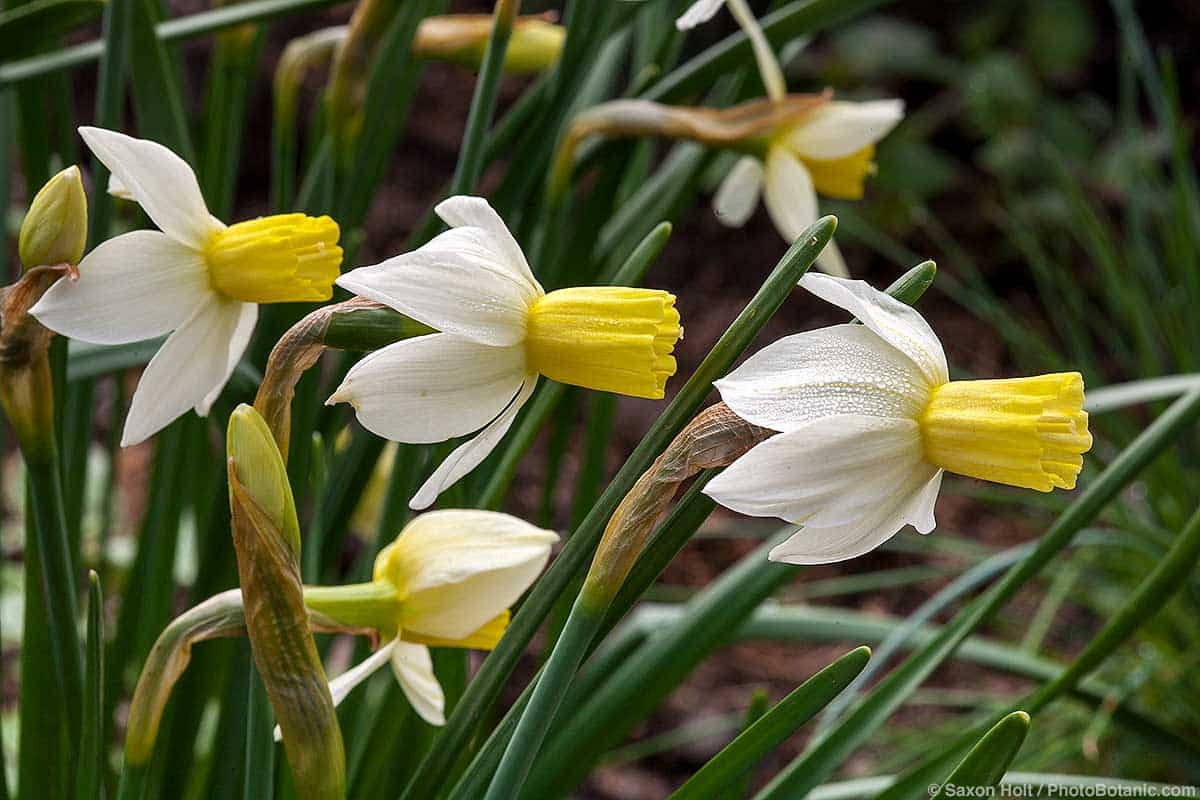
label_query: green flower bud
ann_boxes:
[226,403,301,556]
[18,165,87,271]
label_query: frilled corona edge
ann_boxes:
[921,372,1092,492]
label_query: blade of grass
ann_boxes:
[928,711,1030,799]
[76,572,105,800]
[0,0,346,85]
[668,647,873,800]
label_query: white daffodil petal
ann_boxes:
[815,237,850,278]
[704,415,926,527]
[106,172,134,200]
[328,333,526,444]
[78,126,222,249]
[781,100,904,161]
[337,226,538,347]
[910,469,943,534]
[676,0,725,29]
[799,273,948,385]
[716,324,930,432]
[713,156,764,228]
[408,377,538,510]
[766,461,940,565]
[390,642,445,726]
[329,640,396,706]
[29,230,213,345]
[198,302,257,415]
[763,147,818,245]
[434,196,542,294]
[391,509,557,640]
[121,295,256,446]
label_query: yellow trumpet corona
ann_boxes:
[921,373,1091,492]
[525,287,681,400]
[207,213,342,304]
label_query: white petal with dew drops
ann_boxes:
[337,226,538,348]
[762,148,818,244]
[716,324,930,433]
[328,333,527,444]
[766,463,942,565]
[780,100,904,161]
[78,126,223,249]
[29,230,213,345]
[408,377,539,511]
[391,642,445,726]
[704,415,928,528]
[434,196,542,295]
[799,273,948,385]
[121,295,256,446]
[713,156,764,228]
[676,0,725,29]
[393,508,557,641]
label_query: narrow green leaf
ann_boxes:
[0,0,103,60]
[87,0,134,247]
[0,0,347,85]
[669,647,873,800]
[76,572,105,800]
[929,711,1030,800]
[243,664,276,800]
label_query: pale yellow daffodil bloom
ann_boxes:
[302,510,557,725]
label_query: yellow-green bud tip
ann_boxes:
[226,404,301,554]
[19,165,88,271]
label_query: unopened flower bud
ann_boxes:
[19,165,87,270]
[227,403,301,555]
[414,13,564,74]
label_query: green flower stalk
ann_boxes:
[1,167,89,771]
[226,405,345,800]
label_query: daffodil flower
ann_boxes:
[712,99,904,276]
[705,273,1092,565]
[301,510,558,725]
[29,127,343,445]
[674,0,902,276]
[328,196,682,509]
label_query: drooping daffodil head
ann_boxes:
[302,509,558,726]
[704,273,1092,565]
[328,195,682,510]
[714,99,904,276]
[28,127,343,446]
